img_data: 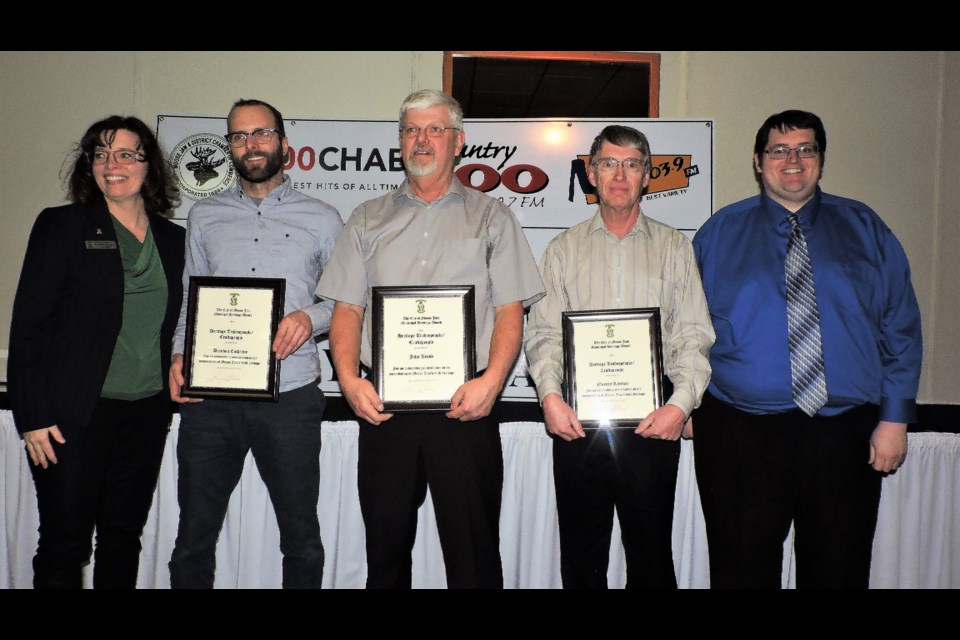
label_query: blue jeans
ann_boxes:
[169,381,325,588]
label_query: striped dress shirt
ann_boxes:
[524,209,715,416]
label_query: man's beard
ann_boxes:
[405,145,438,177]
[232,146,284,183]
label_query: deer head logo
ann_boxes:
[185,146,227,187]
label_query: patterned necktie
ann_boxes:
[785,213,828,416]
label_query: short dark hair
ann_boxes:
[588,125,652,173]
[66,115,179,214]
[229,98,286,137]
[753,109,827,168]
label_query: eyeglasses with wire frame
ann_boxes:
[90,149,146,165]
[763,144,821,160]
[400,125,460,138]
[593,157,646,173]
[225,128,281,147]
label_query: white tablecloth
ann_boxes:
[2,411,957,588]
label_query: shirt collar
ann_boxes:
[586,207,651,239]
[761,186,823,229]
[231,174,294,203]
[394,176,468,205]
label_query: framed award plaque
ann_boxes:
[562,308,664,428]
[182,276,285,401]
[371,285,476,412]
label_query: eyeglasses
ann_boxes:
[90,149,146,165]
[764,144,820,160]
[400,125,459,138]
[594,157,646,173]
[225,128,280,147]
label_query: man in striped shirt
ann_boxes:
[524,125,714,588]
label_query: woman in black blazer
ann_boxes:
[8,116,185,589]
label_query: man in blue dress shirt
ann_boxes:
[692,110,922,588]
[167,99,342,588]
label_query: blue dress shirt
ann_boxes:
[174,176,342,392]
[693,188,922,423]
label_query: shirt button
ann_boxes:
[421,260,427,266]
[257,211,262,216]
[254,238,259,243]
[251,268,256,272]
[424,232,429,238]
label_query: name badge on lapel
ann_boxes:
[85,240,117,250]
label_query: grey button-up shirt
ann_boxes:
[174,176,342,392]
[317,179,544,371]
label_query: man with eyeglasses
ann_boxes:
[317,89,544,588]
[523,125,714,588]
[692,109,922,588]
[168,98,342,588]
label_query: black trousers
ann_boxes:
[693,392,883,589]
[29,393,170,589]
[358,407,504,589]
[169,382,326,589]
[553,428,680,589]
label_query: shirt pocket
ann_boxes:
[433,238,491,282]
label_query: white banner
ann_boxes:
[158,116,714,401]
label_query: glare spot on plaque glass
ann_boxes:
[584,419,618,456]
[594,418,619,453]
[601,422,616,453]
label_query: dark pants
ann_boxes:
[169,382,325,589]
[358,407,504,589]
[553,428,680,589]
[693,392,883,589]
[29,393,170,589]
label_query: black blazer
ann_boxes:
[8,200,185,434]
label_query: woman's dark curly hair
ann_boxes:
[65,115,179,214]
